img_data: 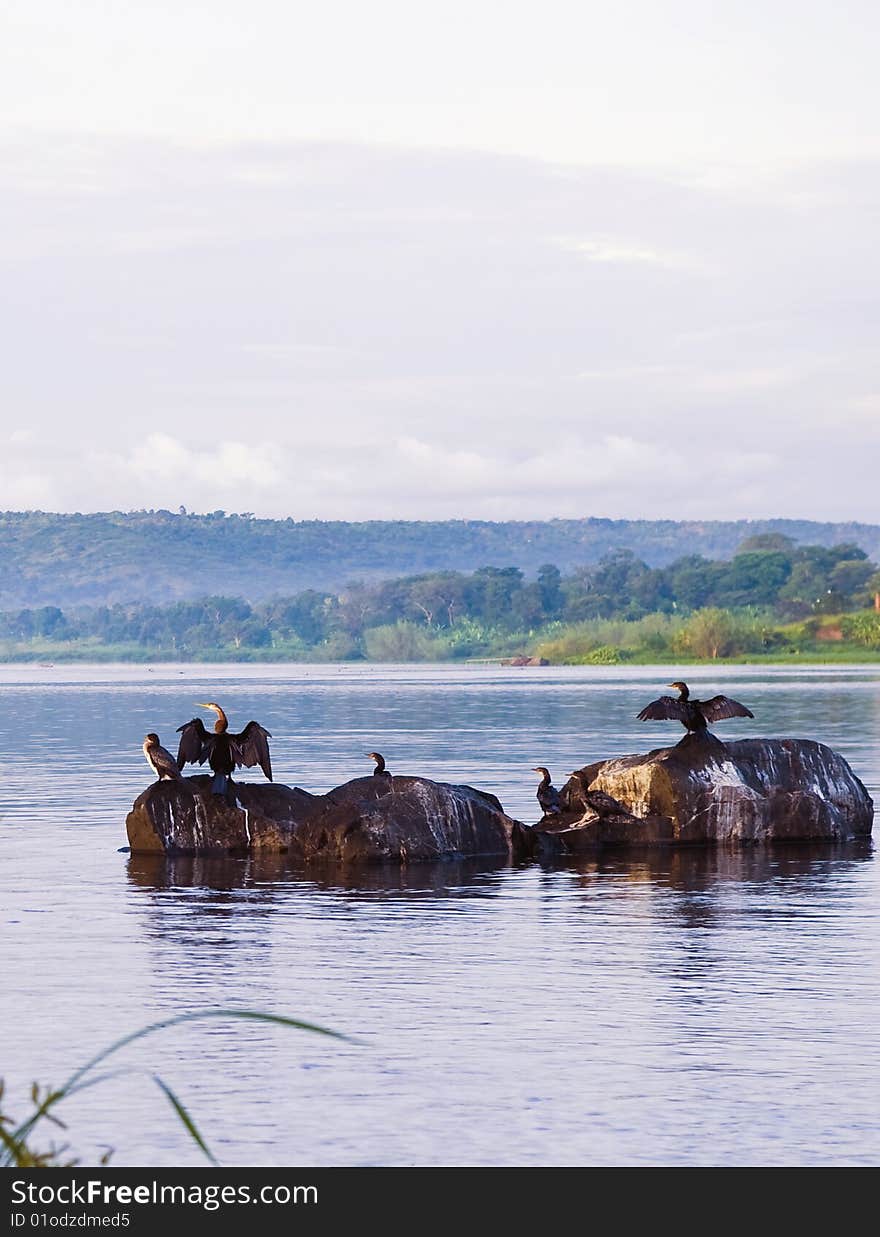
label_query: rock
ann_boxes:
[532,736,873,856]
[125,776,319,855]
[128,738,873,864]
[505,655,549,666]
[126,773,526,863]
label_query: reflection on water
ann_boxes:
[1,664,879,1166]
[126,853,516,895]
[553,839,876,891]
[128,842,874,896]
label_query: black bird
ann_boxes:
[176,702,273,796]
[567,772,629,819]
[143,733,183,782]
[367,751,393,783]
[637,681,754,734]
[533,766,561,817]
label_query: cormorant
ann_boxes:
[567,772,629,819]
[176,702,273,796]
[367,751,393,783]
[143,733,183,782]
[637,681,754,734]
[533,766,561,816]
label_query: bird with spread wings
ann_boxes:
[176,702,273,796]
[637,681,754,734]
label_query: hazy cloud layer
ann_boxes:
[2,138,879,520]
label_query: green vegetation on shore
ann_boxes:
[4,534,880,664]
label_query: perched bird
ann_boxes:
[533,766,561,817]
[367,751,393,783]
[143,733,183,782]
[567,772,629,819]
[637,681,754,734]
[176,702,272,797]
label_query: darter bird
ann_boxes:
[176,702,273,796]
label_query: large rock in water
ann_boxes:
[126,774,526,863]
[533,736,874,856]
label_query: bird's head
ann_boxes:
[366,751,382,762]
[668,681,689,698]
[197,702,228,730]
[145,733,160,745]
[532,766,550,778]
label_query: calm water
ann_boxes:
[1,662,879,1167]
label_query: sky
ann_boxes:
[2,0,879,521]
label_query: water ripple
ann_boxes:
[1,664,878,1166]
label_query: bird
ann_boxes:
[567,772,629,819]
[533,766,561,817]
[367,751,393,783]
[143,733,183,782]
[637,681,754,734]
[176,702,273,797]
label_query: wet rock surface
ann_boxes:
[126,773,526,862]
[532,736,874,857]
[127,738,874,864]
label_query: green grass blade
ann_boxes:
[152,1075,217,1166]
[6,1008,348,1161]
[0,1121,29,1167]
[66,1009,348,1093]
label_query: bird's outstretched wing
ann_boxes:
[637,696,689,722]
[176,717,211,768]
[231,721,273,781]
[700,695,754,722]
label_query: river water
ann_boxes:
[1,663,879,1167]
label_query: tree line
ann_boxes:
[3,509,880,609]
[3,535,880,660]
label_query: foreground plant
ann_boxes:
[0,1008,346,1168]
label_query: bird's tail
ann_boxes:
[211,773,229,796]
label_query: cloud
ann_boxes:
[119,434,284,489]
[0,421,781,522]
[1,138,879,522]
[0,466,57,510]
[557,236,708,272]
[363,435,779,519]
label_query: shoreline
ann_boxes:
[4,652,880,668]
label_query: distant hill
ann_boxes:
[2,510,880,608]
